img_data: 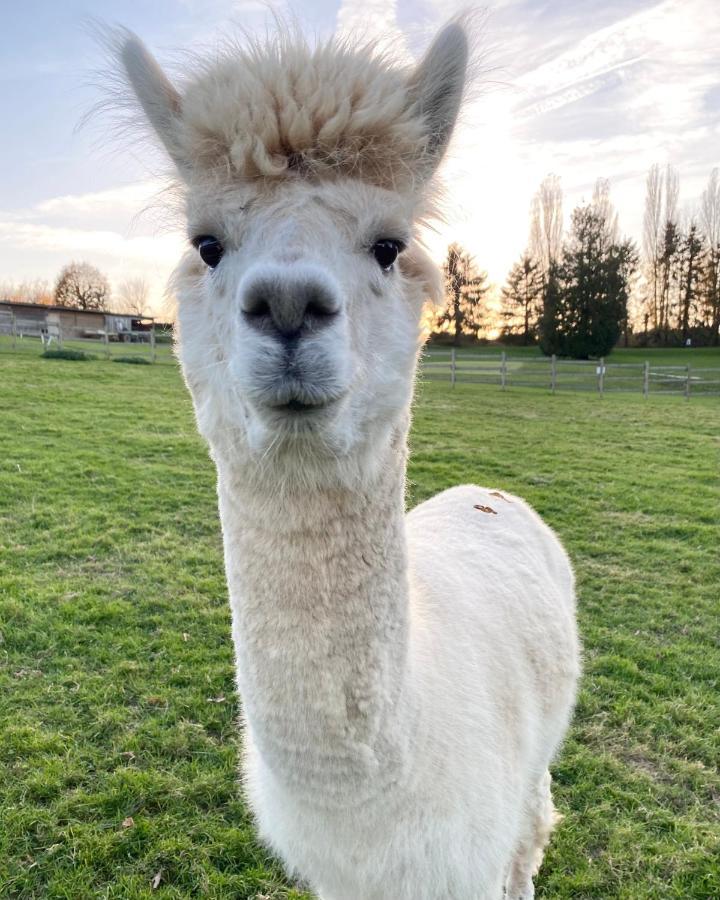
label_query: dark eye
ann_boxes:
[372,239,404,271]
[193,235,224,268]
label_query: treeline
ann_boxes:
[1,262,152,318]
[641,165,720,347]
[501,177,637,357]
[433,166,720,357]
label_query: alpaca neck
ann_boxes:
[216,429,416,803]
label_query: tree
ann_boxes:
[529,174,563,279]
[54,262,110,311]
[0,279,53,305]
[642,163,679,340]
[538,262,565,356]
[643,164,663,329]
[676,222,705,341]
[500,253,543,344]
[436,244,489,345]
[658,218,680,342]
[115,277,150,317]
[700,168,720,345]
[539,192,638,359]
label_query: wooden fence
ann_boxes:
[0,311,162,364]
[422,350,720,398]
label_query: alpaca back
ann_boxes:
[405,484,579,826]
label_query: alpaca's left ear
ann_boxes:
[407,22,468,179]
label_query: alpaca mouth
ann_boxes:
[271,396,335,413]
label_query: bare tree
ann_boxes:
[665,165,679,226]
[592,178,619,250]
[643,164,663,328]
[0,278,53,305]
[54,262,110,311]
[529,174,563,277]
[115,277,151,317]
[700,167,720,344]
[643,163,680,339]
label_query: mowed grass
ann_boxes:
[1,350,718,899]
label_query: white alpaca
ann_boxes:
[116,21,580,899]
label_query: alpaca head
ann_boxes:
[119,24,467,481]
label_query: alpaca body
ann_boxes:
[218,449,578,899]
[114,20,581,899]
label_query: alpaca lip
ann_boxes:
[272,396,334,413]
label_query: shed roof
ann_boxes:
[0,299,153,320]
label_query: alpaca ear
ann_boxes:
[407,23,468,178]
[119,32,186,172]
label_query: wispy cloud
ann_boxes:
[0,182,184,313]
[0,221,182,263]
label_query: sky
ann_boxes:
[1,0,719,315]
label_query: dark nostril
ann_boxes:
[244,296,271,319]
[305,298,337,320]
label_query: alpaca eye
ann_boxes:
[193,235,224,268]
[372,239,404,271]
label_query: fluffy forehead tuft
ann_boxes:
[114,21,469,198]
[179,37,426,189]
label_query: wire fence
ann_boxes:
[421,349,720,398]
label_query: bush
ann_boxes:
[41,349,93,361]
[113,356,153,365]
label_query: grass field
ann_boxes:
[1,349,719,899]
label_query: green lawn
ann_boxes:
[1,351,718,899]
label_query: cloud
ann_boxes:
[34,182,163,218]
[0,221,182,264]
[0,181,185,315]
[336,0,410,58]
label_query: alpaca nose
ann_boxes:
[241,270,340,343]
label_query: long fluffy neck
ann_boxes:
[216,428,416,804]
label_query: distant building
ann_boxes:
[0,300,154,342]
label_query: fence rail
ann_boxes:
[2,322,718,395]
[0,314,173,364]
[422,350,720,398]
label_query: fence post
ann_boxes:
[150,325,156,364]
[500,351,507,391]
[551,354,557,394]
[598,357,605,396]
[11,312,16,350]
[450,347,456,388]
[643,361,649,398]
[685,365,691,400]
[104,331,111,359]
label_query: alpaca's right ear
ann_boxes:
[119,32,186,171]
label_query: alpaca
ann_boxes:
[116,21,580,899]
